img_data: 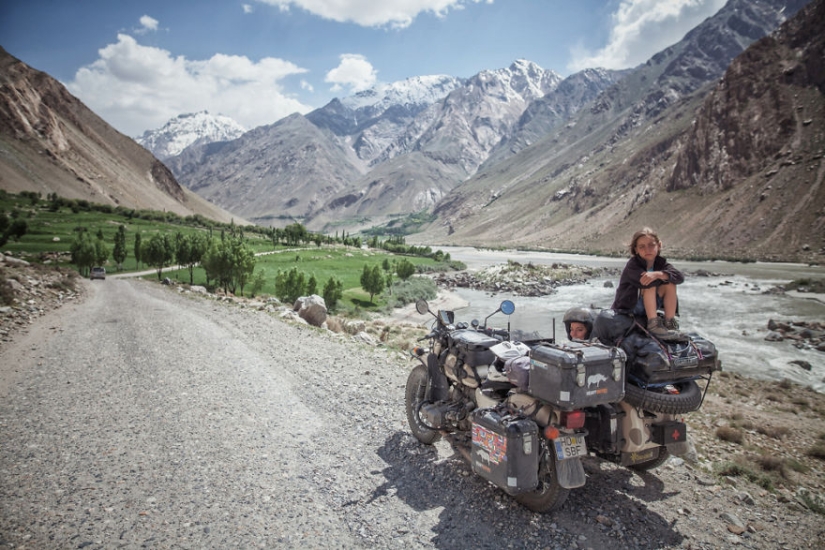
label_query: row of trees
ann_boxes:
[268,256,418,311]
[71,225,259,296]
[265,223,363,249]
[67,218,436,306]
[137,231,257,295]
[368,234,451,262]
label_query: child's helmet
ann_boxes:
[563,307,595,340]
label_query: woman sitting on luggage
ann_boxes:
[612,227,687,342]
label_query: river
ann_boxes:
[435,246,825,393]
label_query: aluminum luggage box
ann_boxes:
[470,408,539,495]
[529,342,626,410]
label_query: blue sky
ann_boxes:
[1,0,726,137]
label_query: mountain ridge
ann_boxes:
[415,0,821,263]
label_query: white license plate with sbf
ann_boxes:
[554,434,586,460]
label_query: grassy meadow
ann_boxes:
[1,191,456,313]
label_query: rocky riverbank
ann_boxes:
[434,260,619,296]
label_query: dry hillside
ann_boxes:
[0,47,242,225]
[415,0,824,264]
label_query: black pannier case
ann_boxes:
[470,409,539,495]
[529,342,626,410]
[449,329,499,367]
[623,333,718,384]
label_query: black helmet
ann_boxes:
[563,307,595,340]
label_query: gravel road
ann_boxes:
[0,278,821,549]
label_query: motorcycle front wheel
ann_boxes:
[405,364,440,444]
[514,444,569,513]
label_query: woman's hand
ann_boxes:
[640,271,668,286]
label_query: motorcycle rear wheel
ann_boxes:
[629,446,670,471]
[514,445,569,513]
[405,364,440,444]
[624,379,702,415]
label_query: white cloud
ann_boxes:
[135,15,159,34]
[300,79,314,92]
[567,0,727,72]
[256,0,492,29]
[324,54,377,93]
[66,34,312,136]
[242,4,254,13]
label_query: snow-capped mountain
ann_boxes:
[169,59,573,227]
[135,111,246,160]
[306,74,465,164]
[339,74,466,113]
[373,59,563,172]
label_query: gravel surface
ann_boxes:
[1,277,823,549]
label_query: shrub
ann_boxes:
[755,455,787,477]
[799,490,825,516]
[716,426,745,444]
[786,458,809,474]
[807,441,825,461]
[322,277,343,311]
[756,425,790,439]
[778,378,794,390]
[714,460,775,491]
[325,316,343,333]
[385,276,437,309]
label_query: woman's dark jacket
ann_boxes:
[611,254,684,312]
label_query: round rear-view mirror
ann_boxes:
[500,300,515,316]
[415,299,430,315]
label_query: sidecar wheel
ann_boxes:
[405,364,440,445]
[514,447,569,513]
[624,379,702,415]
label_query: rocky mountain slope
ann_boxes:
[135,111,246,160]
[307,74,466,166]
[0,47,239,224]
[164,113,365,226]
[481,67,629,169]
[163,0,811,246]
[167,60,607,231]
[417,0,820,263]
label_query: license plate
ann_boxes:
[554,434,587,460]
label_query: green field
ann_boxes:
[1,191,456,312]
[161,246,445,308]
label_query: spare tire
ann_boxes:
[624,379,703,414]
